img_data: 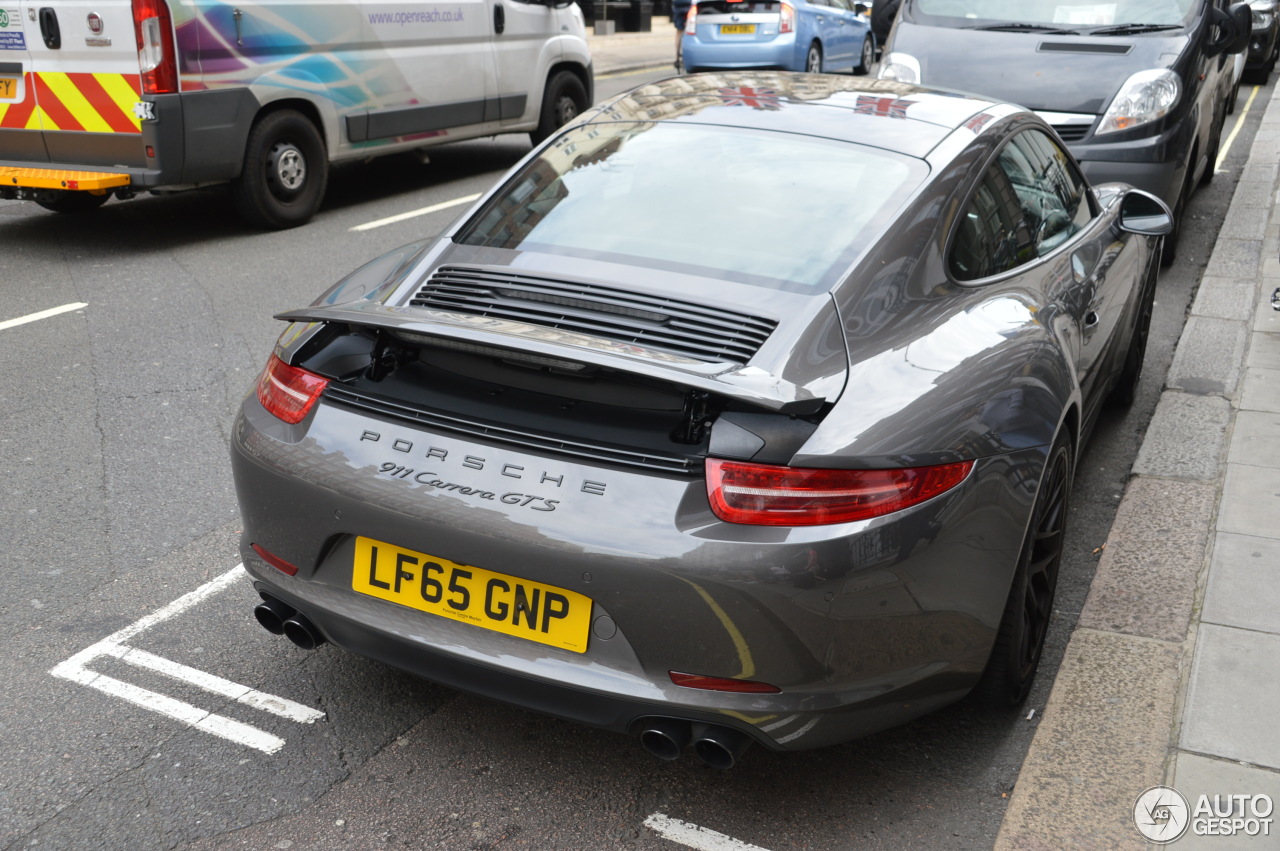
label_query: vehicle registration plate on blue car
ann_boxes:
[352,536,593,653]
[719,24,756,34]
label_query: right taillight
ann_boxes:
[132,0,178,94]
[685,3,698,34]
[706,457,974,526]
[255,354,329,424]
[779,1,795,33]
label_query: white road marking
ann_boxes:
[49,564,325,754]
[350,193,482,232]
[0,301,88,331]
[644,814,774,851]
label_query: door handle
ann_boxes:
[39,7,61,50]
[494,3,505,34]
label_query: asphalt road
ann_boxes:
[0,68,1269,851]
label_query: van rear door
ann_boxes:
[0,0,49,161]
[13,0,144,167]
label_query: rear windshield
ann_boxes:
[695,1,781,12]
[456,121,923,291]
[911,0,1195,28]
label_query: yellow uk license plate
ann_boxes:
[352,536,592,653]
[719,23,756,33]
[0,77,16,100]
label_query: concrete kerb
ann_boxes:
[995,85,1280,849]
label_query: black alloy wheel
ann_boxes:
[975,432,1073,708]
[231,109,328,230]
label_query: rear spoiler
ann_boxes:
[275,301,828,414]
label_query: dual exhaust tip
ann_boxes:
[637,717,753,770]
[255,598,750,767]
[254,595,327,650]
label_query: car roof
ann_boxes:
[584,72,1019,159]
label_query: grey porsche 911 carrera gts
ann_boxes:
[232,72,1171,768]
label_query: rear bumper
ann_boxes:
[682,33,798,71]
[231,390,1043,750]
[0,87,260,195]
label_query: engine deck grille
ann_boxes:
[409,266,777,364]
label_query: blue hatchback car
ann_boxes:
[682,0,875,74]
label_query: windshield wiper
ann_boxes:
[1087,23,1182,35]
[969,23,1080,33]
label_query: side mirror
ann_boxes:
[854,2,871,15]
[1118,189,1173,236]
[1205,3,1253,57]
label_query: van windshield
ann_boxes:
[911,0,1195,28]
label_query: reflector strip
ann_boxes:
[0,166,130,190]
[0,71,141,132]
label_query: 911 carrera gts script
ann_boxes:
[376,462,559,511]
[360,430,607,496]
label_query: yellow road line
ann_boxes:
[673,575,756,680]
[1217,85,1260,171]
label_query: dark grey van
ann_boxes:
[878,0,1250,263]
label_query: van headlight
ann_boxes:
[1096,69,1180,136]
[878,52,921,83]
[1251,0,1275,29]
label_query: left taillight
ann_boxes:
[132,0,178,94]
[255,354,329,424]
[779,1,795,33]
[685,2,698,34]
[706,457,974,526]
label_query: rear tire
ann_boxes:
[531,71,588,146]
[973,431,1073,708]
[805,42,823,73]
[35,192,110,214]
[854,35,873,75]
[231,109,328,230]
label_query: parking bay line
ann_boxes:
[0,301,88,332]
[350,193,481,232]
[49,564,325,754]
[644,813,773,851]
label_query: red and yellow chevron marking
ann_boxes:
[0,72,142,133]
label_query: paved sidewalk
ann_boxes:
[585,14,677,76]
[997,86,1280,848]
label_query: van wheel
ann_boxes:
[973,431,1072,708]
[35,192,110,214]
[854,35,874,75]
[805,42,823,73]
[531,72,588,146]
[232,109,328,230]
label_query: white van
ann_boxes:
[0,0,592,227]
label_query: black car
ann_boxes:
[1245,0,1280,79]
[879,0,1250,264]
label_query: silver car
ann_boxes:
[232,73,1170,768]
